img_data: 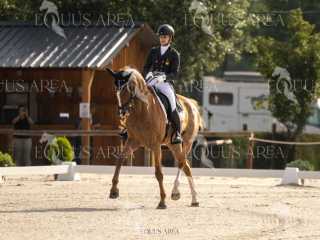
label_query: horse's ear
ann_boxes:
[106,68,117,79]
[120,71,132,80]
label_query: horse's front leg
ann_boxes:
[109,139,139,199]
[153,147,167,209]
[109,154,124,199]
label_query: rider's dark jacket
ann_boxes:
[143,46,180,83]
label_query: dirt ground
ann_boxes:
[0,173,320,240]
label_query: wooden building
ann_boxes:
[0,22,158,165]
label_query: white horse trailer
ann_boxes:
[202,71,320,133]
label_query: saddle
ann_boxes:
[145,73,183,116]
[151,86,183,121]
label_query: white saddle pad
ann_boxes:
[149,87,168,124]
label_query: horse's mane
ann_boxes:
[120,66,149,104]
[121,66,144,80]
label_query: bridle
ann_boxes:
[115,78,137,119]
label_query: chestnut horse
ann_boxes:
[107,66,203,209]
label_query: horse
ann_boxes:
[107,66,204,209]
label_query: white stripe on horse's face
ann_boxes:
[116,90,122,109]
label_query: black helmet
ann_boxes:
[157,24,175,39]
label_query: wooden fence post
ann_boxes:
[81,69,95,165]
[246,133,255,169]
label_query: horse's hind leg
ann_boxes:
[183,160,199,207]
[171,140,193,201]
[168,144,199,207]
[171,166,182,200]
[109,139,139,199]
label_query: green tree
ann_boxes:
[0,0,251,93]
[253,9,320,141]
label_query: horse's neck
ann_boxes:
[127,89,154,125]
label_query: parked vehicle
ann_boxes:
[202,71,320,133]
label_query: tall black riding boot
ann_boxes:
[119,128,128,141]
[170,109,183,144]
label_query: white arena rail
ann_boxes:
[74,166,284,178]
[299,171,320,179]
[0,165,320,185]
[0,165,69,176]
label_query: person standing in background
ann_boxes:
[12,105,34,166]
[73,117,82,165]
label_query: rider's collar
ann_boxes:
[160,44,170,55]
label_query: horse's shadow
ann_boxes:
[0,207,120,214]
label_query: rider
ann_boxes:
[143,24,182,144]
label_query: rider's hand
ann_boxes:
[145,72,153,82]
[157,74,166,83]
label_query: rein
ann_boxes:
[116,80,136,119]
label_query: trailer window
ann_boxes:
[209,93,233,105]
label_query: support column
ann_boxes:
[81,69,95,165]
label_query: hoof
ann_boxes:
[191,202,199,207]
[157,202,167,209]
[171,192,181,201]
[109,190,119,199]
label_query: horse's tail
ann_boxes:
[191,99,205,131]
[180,96,205,131]
[198,113,205,131]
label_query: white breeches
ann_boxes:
[147,77,176,112]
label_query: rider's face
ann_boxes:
[159,35,170,46]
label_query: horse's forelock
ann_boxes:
[120,66,144,82]
[120,66,146,89]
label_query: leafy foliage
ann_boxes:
[253,9,320,139]
[47,136,74,164]
[286,159,314,171]
[0,151,15,167]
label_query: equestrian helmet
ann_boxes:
[157,24,175,39]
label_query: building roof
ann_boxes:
[204,71,267,84]
[223,71,266,82]
[224,71,263,77]
[0,22,157,69]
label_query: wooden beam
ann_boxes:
[81,69,95,165]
